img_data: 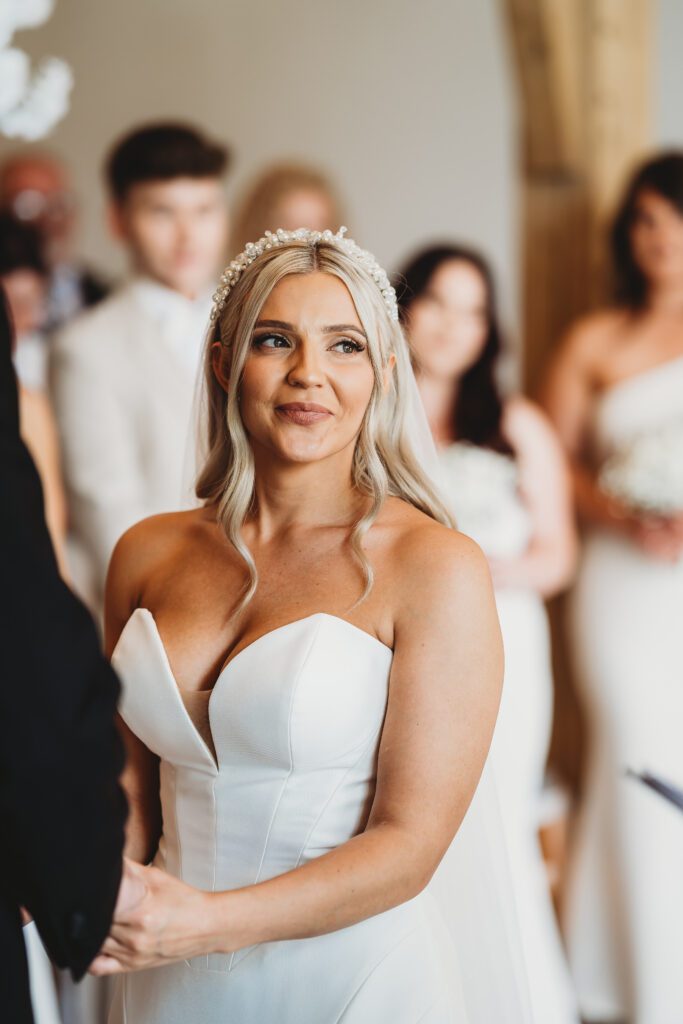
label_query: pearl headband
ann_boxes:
[210,226,399,324]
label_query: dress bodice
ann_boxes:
[109,609,534,1023]
[592,355,683,460]
[112,611,392,934]
[438,443,530,559]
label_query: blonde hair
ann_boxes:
[231,162,345,255]
[196,238,454,613]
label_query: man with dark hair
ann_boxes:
[51,122,230,613]
[106,123,228,204]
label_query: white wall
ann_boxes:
[656,0,683,147]
[5,0,518,316]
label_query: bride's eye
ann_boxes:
[252,333,291,350]
[331,337,366,355]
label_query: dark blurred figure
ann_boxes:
[0,152,108,331]
[0,214,68,575]
[398,245,578,1024]
[0,289,126,1023]
[232,161,345,254]
[544,152,683,1024]
[0,212,49,390]
[51,122,230,614]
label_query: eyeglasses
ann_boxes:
[10,189,76,223]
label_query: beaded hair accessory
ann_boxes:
[210,226,399,325]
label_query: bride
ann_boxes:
[91,228,528,1022]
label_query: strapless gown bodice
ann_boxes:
[108,610,462,1023]
[591,354,683,459]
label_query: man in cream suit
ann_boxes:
[51,123,230,612]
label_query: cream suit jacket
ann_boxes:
[51,283,205,607]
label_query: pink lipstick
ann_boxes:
[276,402,332,426]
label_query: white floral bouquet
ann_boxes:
[438,442,520,546]
[599,419,683,517]
[0,0,72,142]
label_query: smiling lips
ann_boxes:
[276,402,333,426]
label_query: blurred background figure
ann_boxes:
[0,152,108,333]
[0,211,50,390]
[50,122,230,614]
[0,214,69,576]
[397,245,578,1024]
[544,151,683,1024]
[231,161,345,254]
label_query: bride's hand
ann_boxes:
[89,859,218,975]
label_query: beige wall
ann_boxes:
[657,0,683,148]
[4,0,518,317]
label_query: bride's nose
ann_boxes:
[286,340,324,388]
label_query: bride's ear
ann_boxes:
[211,342,230,393]
[382,353,396,394]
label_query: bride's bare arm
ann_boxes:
[105,527,162,864]
[93,526,503,972]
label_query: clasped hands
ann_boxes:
[89,858,229,975]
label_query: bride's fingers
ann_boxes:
[100,935,132,957]
[89,955,125,976]
[108,922,155,947]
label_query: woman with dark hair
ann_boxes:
[398,245,577,1024]
[544,151,683,1024]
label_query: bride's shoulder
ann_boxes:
[378,498,491,604]
[106,509,207,601]
[105,509,211,651]
[112,508,204,565]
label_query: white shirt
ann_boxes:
[129,277,213,375]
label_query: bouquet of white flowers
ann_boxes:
[0,0,72,142]
[599,419,683,517]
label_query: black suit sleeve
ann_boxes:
[0,292,127,978]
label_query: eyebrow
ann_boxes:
[254,319,367,339]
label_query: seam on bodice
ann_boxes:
[226,616,324,972]
[294,726,382,869]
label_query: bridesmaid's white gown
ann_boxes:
[565,357,683,1024]
[109,610,469,1023]
[438,443,578,1024]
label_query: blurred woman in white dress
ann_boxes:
[398,245,578,1024]
[544,152,683,1024]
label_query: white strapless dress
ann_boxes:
[109,610,469,1023]
[565,357,683,1024]
[438,443,578,1024]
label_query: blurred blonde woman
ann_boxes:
[231,162,345,254]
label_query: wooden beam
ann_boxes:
[502,0,653,799]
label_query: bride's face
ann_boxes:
[230,271,376,465]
